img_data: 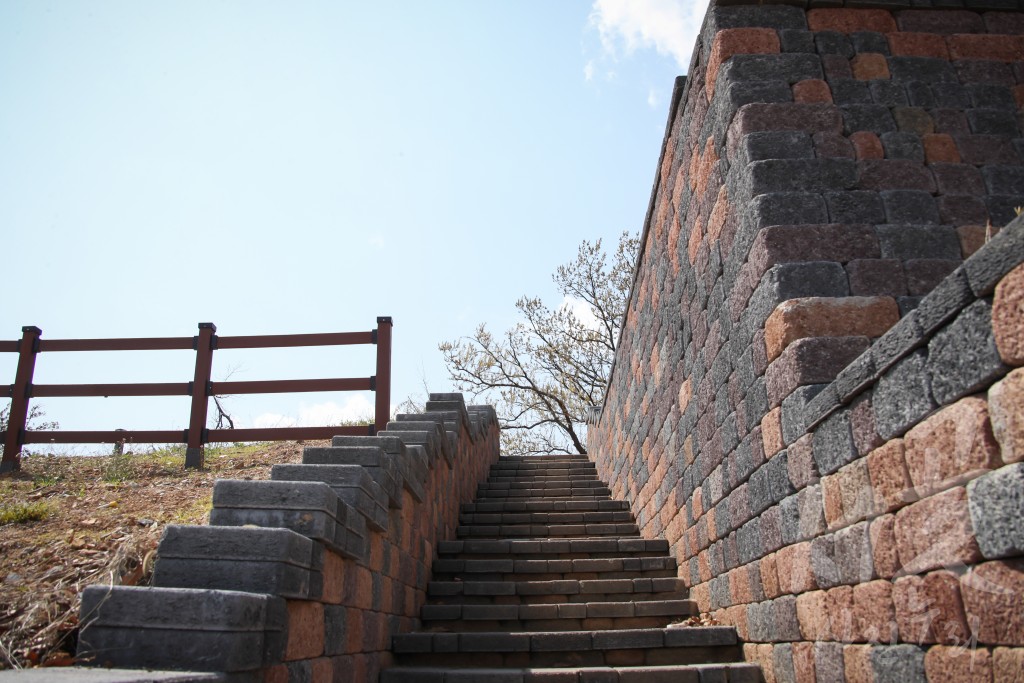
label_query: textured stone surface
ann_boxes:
[929,299,1009,405]
[893,487,981,575]
[993,262,1024,365]
[866,439,914,514]
[989,368,1024,463]
[874,350,936,440]
[923,645,992,683]
[892,571,971,645]
[871,645,927,683]
[967,463,1024,559]
[763,296,899,362]
[903,397,1000,496]
[961,559,1024,645]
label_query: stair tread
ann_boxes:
[381,663,762,683]
[393,626,738,652]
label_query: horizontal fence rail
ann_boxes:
[0,318,392,471]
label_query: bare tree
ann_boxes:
[440,231,638,456]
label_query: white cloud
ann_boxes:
[647,88,661,108]
[251,393,378,428]
[589,0,705,69]
[561,295,602,331]
[584,59,596,82]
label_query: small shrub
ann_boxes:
[0,501,54,525]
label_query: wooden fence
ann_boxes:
[0,318,392,471]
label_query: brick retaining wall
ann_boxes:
[587,1,1024,680]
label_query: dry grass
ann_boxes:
[0,441,318,669]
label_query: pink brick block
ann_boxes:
[892,570,971,645]
[903,397,1000,496]
[924,645,992,683]
[961,559,1024,646]
[894,487,982,574]
[867,439,916,514]
[989,368,1024,464]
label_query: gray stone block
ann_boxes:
[78,586,284,672]
[834,522,875,584]
[914,267,974,335]
[928,299,1008,405]
[748,158,857,194]
[851,31,889,54]
[738,131,814,165]
[738,517,763,565]
[749,192,829,229]
[873,311,924,375]
[870,81,908,107]
[824,191,886,224]
[873,350,936,439]
[156,525,313,566]
[871,644,926,683]
[880,133,924,162]
[780,28,815,53]
[271,463,388,532]
[302,445,401,508]
[881,190,939,224]
[815,30,854,56]
[782,384,829,445]
[212,480,339,516]
[888,56,958,83]
[153,558,317,600]
[831,79,873,105]
[875,224,961,260]
[968,109,1019,137]
[724,80,794,109]
[815,642,845,681]
[774,643,796,681]
[833,350,876,403]
[765,262,850,301]
[208,507,349,558]
[811,535,840,589]
[967,463,1024,559]
[963,214,1024,296]
[774,595,801,641]
[841,104,897,134]
[711,5,809,31]
[813,408,857,476]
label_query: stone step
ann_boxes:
[488,465,598,475]
[438,538,670,559]
[380,663,761,683]
[431,555,677,583]
[479,480,607,491]
[419,599,698,632]
[459,511,634,526]
[485,475,602,485]
[495,456,593,463]
[462,499,630,514]
[426,577,686,604]
[455,522,639,539]
[391,627,741,669]
[474,488,613,500]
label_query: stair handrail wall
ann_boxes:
[0,317,393,471]
[76,392,501,681]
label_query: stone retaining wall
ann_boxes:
[76,394,499,682]
[587,1,1024,680]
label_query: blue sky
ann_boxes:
[0,0,704,446]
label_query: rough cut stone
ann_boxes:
[763,296,900,362]
[893,487,982,575]
[960,559,1024,646]
[989,368,1024,463]
[967,463,1024,559]
[993,262,1024,366]
[903,397,1001,497]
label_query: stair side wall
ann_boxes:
[587,1,1024,679]
[77,394,500,683]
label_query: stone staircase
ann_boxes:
[383,454,761,682]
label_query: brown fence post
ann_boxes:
[374,317,392,435]
[2,326,42,473]
[185,323,216,469]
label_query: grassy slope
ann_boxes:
[0,441,315,669]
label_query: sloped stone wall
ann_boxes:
[587,1,1024,680]
[77,394,499,682]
